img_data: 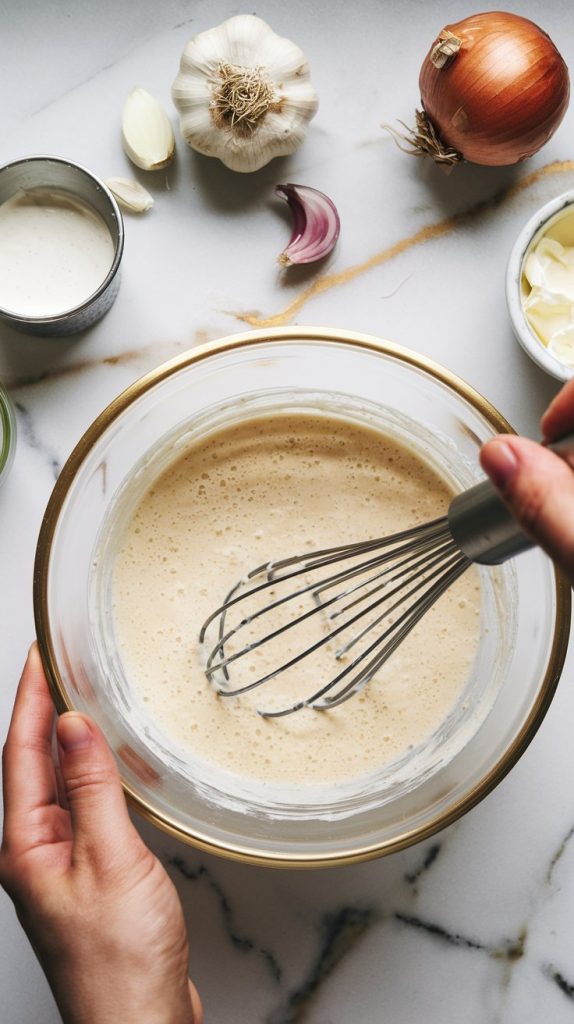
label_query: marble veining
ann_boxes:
[14,401,61,480]
[3,1,574,1022]
[235,159,574,329]
[546,821,574,884]
[394,912,527,961]
[546,966,574,1002]
[169,849,380,1024]
[266,906,378,1024]
[169,856,283,983]
[159,810,574,1024]
[403,841,442,888]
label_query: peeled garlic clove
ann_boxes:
[106,177,154,213]
[122,88,175,171]
[276,184,340,266]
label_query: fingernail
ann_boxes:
[27,641,40,665]
[482,440,519,490]
[58,714,93,751]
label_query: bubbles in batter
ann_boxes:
[112,414,481,784]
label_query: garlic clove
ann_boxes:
[122,88,175,171]
[276,184,340,266]
[105,177,154,213]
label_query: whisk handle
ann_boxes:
[448,480,529,565]
[448,433,574,566]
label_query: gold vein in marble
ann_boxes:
[11,330,219,389]
[236,159,574,329]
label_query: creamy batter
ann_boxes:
[0,188,114,316]
[112,414,481,784]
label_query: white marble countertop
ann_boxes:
[3,1,574,1021]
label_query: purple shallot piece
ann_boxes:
[276,183,340,266]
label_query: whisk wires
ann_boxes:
[199,517,471,717]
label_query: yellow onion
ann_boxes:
[392,11,569,168]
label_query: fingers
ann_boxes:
[188,980,204,1024]
[56,713,141,872]
[2,644,57,850]
[541,379,574,442]
[480,435,574,584]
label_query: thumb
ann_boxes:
[57,712,140,870]
[480,435,574,584]
[189,979,204,1024]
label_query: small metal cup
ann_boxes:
[0,155,124,337]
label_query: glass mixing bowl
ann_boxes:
[34,328,570,867]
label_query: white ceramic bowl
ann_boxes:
[507,190,574,382]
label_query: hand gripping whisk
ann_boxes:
[199,437,572,718]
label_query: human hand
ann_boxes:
[0,644,203,1024]
[480,378,574,586]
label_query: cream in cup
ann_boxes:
[0,157,123,336]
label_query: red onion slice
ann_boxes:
[276,183,340,266]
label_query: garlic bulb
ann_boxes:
[171,15,318,173]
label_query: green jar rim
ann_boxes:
[0,383,16,482]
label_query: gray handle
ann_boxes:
[447,433,574,566]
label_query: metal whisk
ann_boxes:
[199,437,571,718]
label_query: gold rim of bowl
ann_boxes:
[33,326,572,868]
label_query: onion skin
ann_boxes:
[419,11,570,166]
